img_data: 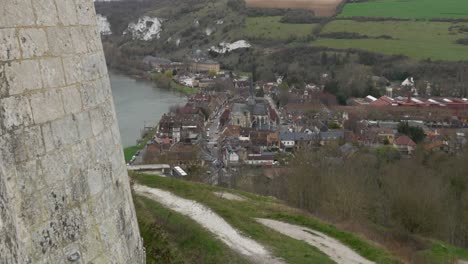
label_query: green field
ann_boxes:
[339,0,468,19]
[313,20,468,61]
[240,16,316,41]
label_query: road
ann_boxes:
[202,104,225,185]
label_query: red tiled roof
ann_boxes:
[395,135,416,147]
[370,96,393,106]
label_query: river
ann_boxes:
[109,72,186,147]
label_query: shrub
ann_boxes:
[280,9,319,24]
[456,38,468,45]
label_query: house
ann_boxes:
[280,132,317,151]
[319,130,345,145]
[190,59,220,73]
[245,152,277,166]
[370,96,395,107]
[224,146,240,166]
[142,56,172,71]
[394,135,417,155]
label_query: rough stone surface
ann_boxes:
[0,1,145,263]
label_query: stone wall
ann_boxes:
[0,1,145,263]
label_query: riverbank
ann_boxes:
[109,72,187,147]
[150,72,198,96]
[123,126,157,162]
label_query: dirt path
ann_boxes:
[134,184,284,264]
[257,218,375,264]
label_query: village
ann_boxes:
[128,53,468,185]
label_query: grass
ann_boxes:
[124,145,142,162]
[171,81,198,95]
[133,173,402,264]
[123,127,157,162]
[339,0,468,20]
[417,241,468,264]
[151,73,198,95]
[239,16,316,41]
[135,194,250,264]
[313,20,468,61]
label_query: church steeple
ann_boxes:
[248,77,255,106]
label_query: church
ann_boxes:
[229,79,277,130]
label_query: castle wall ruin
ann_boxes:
[0,0,145,263]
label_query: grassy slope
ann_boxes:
[237,16,316,41]
[133,173,401,264]
[135,194,250,264]
[339,0,468,19]
[418,241,468,264]
[147,0,244,48]
[313,20,468,61]
[123,127,157,162]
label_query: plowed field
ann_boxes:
[245,0,344,17]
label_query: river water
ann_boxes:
[109,72,186,147]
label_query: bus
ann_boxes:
[172,166,188,177]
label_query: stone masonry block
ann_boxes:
[87,164,106,196]
[75,0,96,26]
[32,0,59,26]
[74,111,93,140]
[65,168,91,205]
[40,150,72,186]
[0,0,35,28]
[16,191,45,237]
[70,27,88,54]
[15,160,46,197]
[93,78,106,105]
[13,126,45,163]
[101,100,116,127]
[29,89,65,124]
[5,60,42,95]
[55,0,78,26]
[0,64,8,98]
[83,26,102,53]
[0,133,18,201]
[0,29,20,61]
[41,123,55,153]
[50,115,80,148]
[30,219,62,260]
[100,76,112,100]
[110,121,122,147]
[81,53,101,81]
[79,81,98,110]
[40,58,66,88]
[46,28,74,56]
[0,95,33,131]
[62,55,83,85]
[61,85,82,114]
[89,107,105,136]
[19,28,49,59]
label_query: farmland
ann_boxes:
[245,0,344,17]
[339,0,468,19]
[238,16,317,41]
[313,20,468,61]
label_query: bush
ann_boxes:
[456,38,468,45]
[280,9,319,24]
[227,0,245,11]
[320,32,370,39]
